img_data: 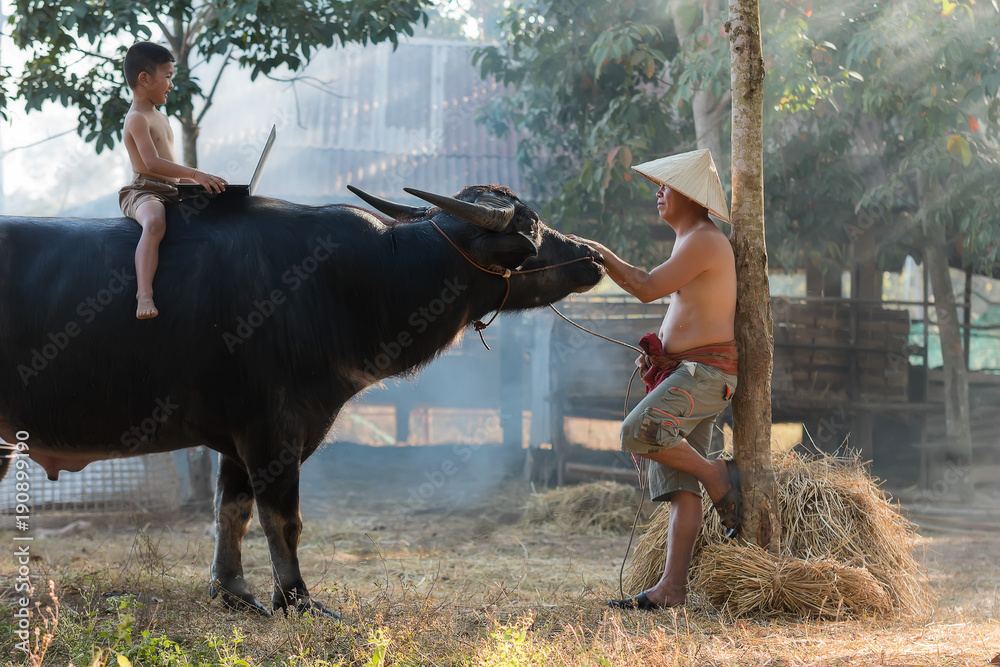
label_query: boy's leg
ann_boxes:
[133,199,167,319]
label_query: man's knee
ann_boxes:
[670,489,701,504]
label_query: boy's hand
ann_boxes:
[192,169,227,194]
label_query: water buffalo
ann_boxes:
[0,184,604,615]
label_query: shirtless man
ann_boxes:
[119,42,227,319]
[572,148,742,609]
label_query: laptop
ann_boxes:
[176,125,276,199]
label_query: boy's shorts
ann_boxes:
[119,173,180,219]
[620,361,737,502]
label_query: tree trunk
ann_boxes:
[923,219,975,503]
[160,17,199,168]
[728,0,780,551]
[671,0,728,157]
[180,110,199,169]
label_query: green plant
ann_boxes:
[207,628,253,667]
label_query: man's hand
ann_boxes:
[192,170,227,194]
[636,353,651,375]
[568,234,610,261]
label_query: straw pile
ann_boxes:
[520,481,645,534]
[622,452,930,619]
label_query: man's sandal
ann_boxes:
[714,460,743,539]
[608,592,666,610]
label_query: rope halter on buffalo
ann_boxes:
[428,220,596,350]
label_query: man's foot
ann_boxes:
[608,591,679,610]
[713,460,743,539]
[137,296,158,319]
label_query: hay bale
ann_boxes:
[690,544,893,619]
[520,481,643,534]
[623,452,930,619]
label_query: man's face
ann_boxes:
[655,185,686,221]
[141,62,175,106]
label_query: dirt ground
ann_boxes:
[2,442,998,666]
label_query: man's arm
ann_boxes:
[125,114,226,193]
[571,233,715,303]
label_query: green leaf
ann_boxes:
[3,0,431,154]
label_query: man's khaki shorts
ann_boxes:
[119,174,180,219]
[620,362,737,502]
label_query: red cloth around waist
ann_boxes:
[639,333,738,393]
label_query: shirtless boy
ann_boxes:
[572,148,743,610]
[119,42,226,319]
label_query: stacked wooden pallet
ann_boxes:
[772,300,910,402]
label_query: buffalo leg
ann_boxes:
[209,454,271,616]
[254,466,336,617]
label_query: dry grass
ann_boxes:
[691,544,893,618]
[623,452,931,619]
[0,444,996,666]
[520,481,647,534]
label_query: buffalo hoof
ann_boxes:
[272,590,341,619]
[210,576,273,617]
[302,598,340,619]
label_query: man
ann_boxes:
[572,148,742,609]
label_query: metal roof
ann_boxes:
[197,39,521,204]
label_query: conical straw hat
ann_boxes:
[632,148,730,222]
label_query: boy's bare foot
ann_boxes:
[137,296,158,319]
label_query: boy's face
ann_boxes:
[139,62,175,106]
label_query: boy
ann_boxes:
[119,42,227,319]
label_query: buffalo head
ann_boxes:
[349,184,605,310]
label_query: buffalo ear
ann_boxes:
[480,232,538,269]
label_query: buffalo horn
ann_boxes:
[347,185,427,219]
[403,187,514,231]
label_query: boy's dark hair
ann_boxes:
[123,42,175,89]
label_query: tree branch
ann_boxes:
[187,5,215,41]
[2,127,77,155]
[195,50,233,126]
[262,72,350,98]
[72,49,119,63]
[147,9,177,50]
